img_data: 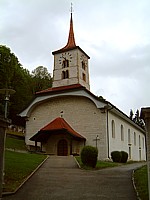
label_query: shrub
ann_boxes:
[81,146,98,168]
[111,151,128,163]
[120,151,128,163]
[111,151,121,162]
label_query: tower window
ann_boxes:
[62,59,69,68]
[82,73,86,81]
[82,61,86,70]
[62,70,69,79]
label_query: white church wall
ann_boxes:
[108,111,146,161]
[25,95,108,159]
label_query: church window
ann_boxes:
[82,61,86,70]
[128,129,131,144]
[62,70,69,79]
[139,135,141,147]
[121,125,124,141]
[62,59,69,68]
[111,120,115,138]
[82,73,86,81]
[142,137,144,149]
[134,132,136,146]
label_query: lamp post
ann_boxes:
[0,88,15,199]
[0,89,16,118]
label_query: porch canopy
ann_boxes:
[30,117,86,142]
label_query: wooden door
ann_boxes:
[57,139,68,156]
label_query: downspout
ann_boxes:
[105,105,113,159]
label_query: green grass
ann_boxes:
[6,130,24,137]
[5,137,27,151]
[3,150,47,193]
[134,165,148,200]
[75,156,121,170]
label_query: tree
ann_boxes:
[0,46,53,125]
[129,109,145,129]
[129,109,134,120]
[31,66,52,93]
[0,45,33,124]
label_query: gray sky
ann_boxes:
[1,0,150,115]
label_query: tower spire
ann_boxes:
[63,3,76,50]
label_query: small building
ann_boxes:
[20,12,146,161]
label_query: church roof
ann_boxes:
[30,117,86,142]
[36,84,83,95]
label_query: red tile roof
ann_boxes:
[36,84,83,95]
[30,117,86,142]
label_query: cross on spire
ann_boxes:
[70,2,73,14]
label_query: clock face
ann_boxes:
[59,52,72,65]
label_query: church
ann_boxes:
[20,12,146,161]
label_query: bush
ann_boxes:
[111,151,128,163]
[120,151,128,163]
[81,146,98,168]
[111,151,121,162]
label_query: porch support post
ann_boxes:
[40,142,42,152]
[70,139,72,155]
[35,141,37,151]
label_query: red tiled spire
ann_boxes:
[64,13,76,49]
[54,12,76,53]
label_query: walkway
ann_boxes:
[3,156,145,200]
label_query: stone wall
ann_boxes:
[25,95,107,159]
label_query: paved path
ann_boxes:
[3,156,145,200]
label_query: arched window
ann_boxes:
[111,120,115,138]
[82,73,86,81]
[142,137,144,149]
[62,70,69,79]
[121,125,124,141]
[62,59,69,68]
[139,135,141,147]
[62,71,65,79]
[66,70,69,78]
[134,132,136,146]
[82,61,86,70]
[128,129,131,144]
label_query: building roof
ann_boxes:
[30,117,86,142]
[36,84,83,95]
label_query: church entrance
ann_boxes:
[57,139,68,156]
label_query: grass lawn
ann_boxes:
[3,150,47,193]
[5,137,27,151]
[134,165,148,200]
[75,156,121,169]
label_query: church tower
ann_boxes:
[52,11,90,90]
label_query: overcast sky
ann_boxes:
[1,0,150,116]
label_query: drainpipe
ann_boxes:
[104,105,113,159]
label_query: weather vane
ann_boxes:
[70,2,73,14]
